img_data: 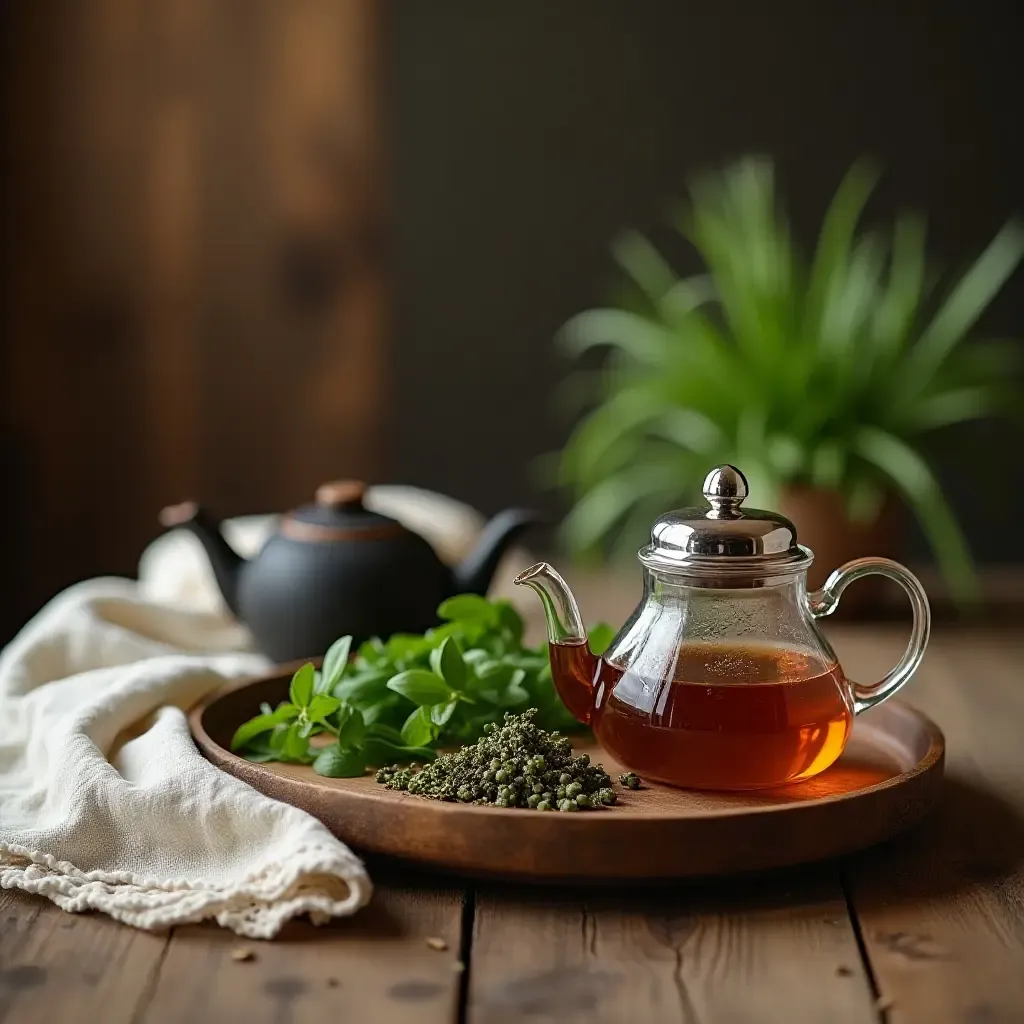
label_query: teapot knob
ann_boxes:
[316,479,367,509]
[702,465,748,515]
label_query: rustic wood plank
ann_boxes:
[834,626,1024,1023]
[201,0,388,515]
[0,889,169,1024]
[3,0,388,630]
[4,626,1022,1024]
[468,869,877,1024]
[139,880,465,1024]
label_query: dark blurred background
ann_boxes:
[2,0,1023,639]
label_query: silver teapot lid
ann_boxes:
[638,465,810,577]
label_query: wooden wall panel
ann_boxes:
[1,0,388,637]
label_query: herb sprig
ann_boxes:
[230,594,611,779]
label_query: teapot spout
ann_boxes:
[515,562,595,724]
[513,561,587,645]
[453,508,541,596]
[158,501,245,617]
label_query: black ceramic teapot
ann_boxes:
[160,481,538,662]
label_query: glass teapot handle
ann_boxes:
[808,557,931,715]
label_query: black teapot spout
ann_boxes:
[158,501,245,616]
[452,508,542,596]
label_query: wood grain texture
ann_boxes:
[467,871,877,1024]
[1,0,387,632]
[190,673,943,881]
[2,626,1022,1024]
[141,883,464,1024]
[0,889,169,1024]
[834,627,1024,1023]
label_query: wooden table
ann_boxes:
[2,623,1023,1023]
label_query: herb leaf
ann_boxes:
[497,601,525,644]
[430,698,459,728]
[289,663,316,708]
[357,637,386,663]
[313,745,367,778]
[401,706,437,747]
[498,669,530,707]
[430,636,466,690]
[320,635,353,692]
[437,593,493,623]
[366,722,404,743]
[307,693,341,725]
[230,702,299,751]
[363,736,436,765]
[334,669,392,705]
[384,634,433,662]
[387,669,453,706]
[279,722,311,762]
[587,623,616,656]
[335,705,366,748]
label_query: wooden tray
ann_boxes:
[189,671,945,881]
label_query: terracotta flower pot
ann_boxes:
[777,486,903,618]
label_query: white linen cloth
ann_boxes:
[0,485,527,938]
[0,578,372,937]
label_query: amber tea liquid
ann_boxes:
[549,640,853,790]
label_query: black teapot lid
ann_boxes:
[280,481,405,542]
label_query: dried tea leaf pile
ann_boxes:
[375,709,621,811]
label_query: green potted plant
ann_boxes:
[556,158,1023,605]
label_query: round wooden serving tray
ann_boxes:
[190,671,945,881]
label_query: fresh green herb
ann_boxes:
[375,709,619,810]
[312,745,367,779]
[229,596,612,779]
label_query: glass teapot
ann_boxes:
[515,465,930,790]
